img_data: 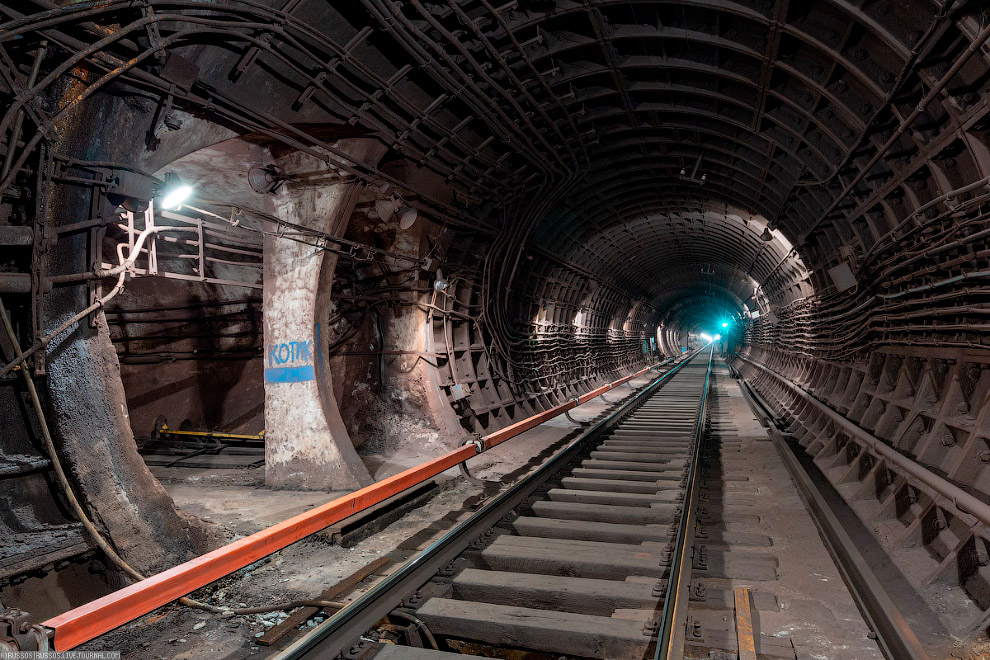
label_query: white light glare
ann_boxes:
[714,334,721,340]
[160,184,193,210]
[699,332,713,342]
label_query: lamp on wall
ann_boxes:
[156,173,193,210]
[398,207,418,229]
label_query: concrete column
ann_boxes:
[263,140,385,490]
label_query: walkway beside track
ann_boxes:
[269,354,887,660]
[683,361,885,660]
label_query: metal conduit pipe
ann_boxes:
[735,355,990,528]
[0,222,182,378]
[363,0,551,171]
[756,18,990,287]
[879,269,990,299]
[0,4,499,232]
[817,19,990,221]
[0,273,33,294]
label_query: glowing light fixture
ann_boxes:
[721,321,729,328]
[398,206,419,229]
[159,180,193,210]
[699,332,712,342]
[714,333,721,340]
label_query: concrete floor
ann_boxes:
[86,369,886,659]
[153,378,638,539]
[707,364,884,660]
[90,376,651,659]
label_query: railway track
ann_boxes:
[270,344,795,660]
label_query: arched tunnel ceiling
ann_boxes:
[340,0,950,327]
[537,205,805,311]
[492,0,939,322]
[8,3,990,650]
[0,0,977,334]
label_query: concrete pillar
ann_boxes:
[263,140,385,490]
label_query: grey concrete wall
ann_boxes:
[262,141,386,490]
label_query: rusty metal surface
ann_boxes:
[733,587,758,660]
[0,2,989,655]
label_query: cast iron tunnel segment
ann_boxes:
[273,344,784,660]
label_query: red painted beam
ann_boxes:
[481,363,659,450]
[42,360,668,651]
[43,445,476,650]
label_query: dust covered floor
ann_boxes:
[706,363,883,660]
[81,376,652,659]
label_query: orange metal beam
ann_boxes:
[42,360,669,651]
[733,586,758,660]
[480,363,657,450]
[43,445,475,650]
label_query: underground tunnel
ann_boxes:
[1,0,989,658]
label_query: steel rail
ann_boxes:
[655,343,715,659]
[273,346,712,660]
[41,355,681,651]
[735,354,990,528]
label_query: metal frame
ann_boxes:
[736,354,990,527]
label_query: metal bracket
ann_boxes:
[692,544,708,571]
[599,383,617,403]
[459,434,490,487]
[341,639,374,660]
[462,433,483,454]
[563,397,587,425]
[652,579,668,597]
[684,615,706,644]
[0,608,49,652]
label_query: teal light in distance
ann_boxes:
[721,321,729,328]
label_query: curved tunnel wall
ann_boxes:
[1,0,990,628]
